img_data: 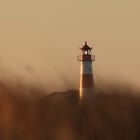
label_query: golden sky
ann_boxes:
[0,0,140,91]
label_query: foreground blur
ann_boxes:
[0,82,139,140]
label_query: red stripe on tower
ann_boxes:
[77,42,95,102]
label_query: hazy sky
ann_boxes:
[0,0,140,91]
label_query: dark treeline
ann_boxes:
[0,82,139,140]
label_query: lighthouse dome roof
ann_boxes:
[81,42,92,51]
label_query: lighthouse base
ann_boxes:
[80,88,94,103]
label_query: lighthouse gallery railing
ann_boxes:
[77,55,95,61]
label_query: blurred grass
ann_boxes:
[0,81,139,140]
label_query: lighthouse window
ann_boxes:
[85,51,88,54]
[88,51,91,54]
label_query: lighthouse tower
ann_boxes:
[78,42,95,102]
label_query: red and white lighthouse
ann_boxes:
[78,42,95,102]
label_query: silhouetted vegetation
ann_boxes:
[0,81,139,140]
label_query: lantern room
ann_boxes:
[80,42,92,55]
[77,42,95,61]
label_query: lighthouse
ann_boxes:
[78,42,95,102]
